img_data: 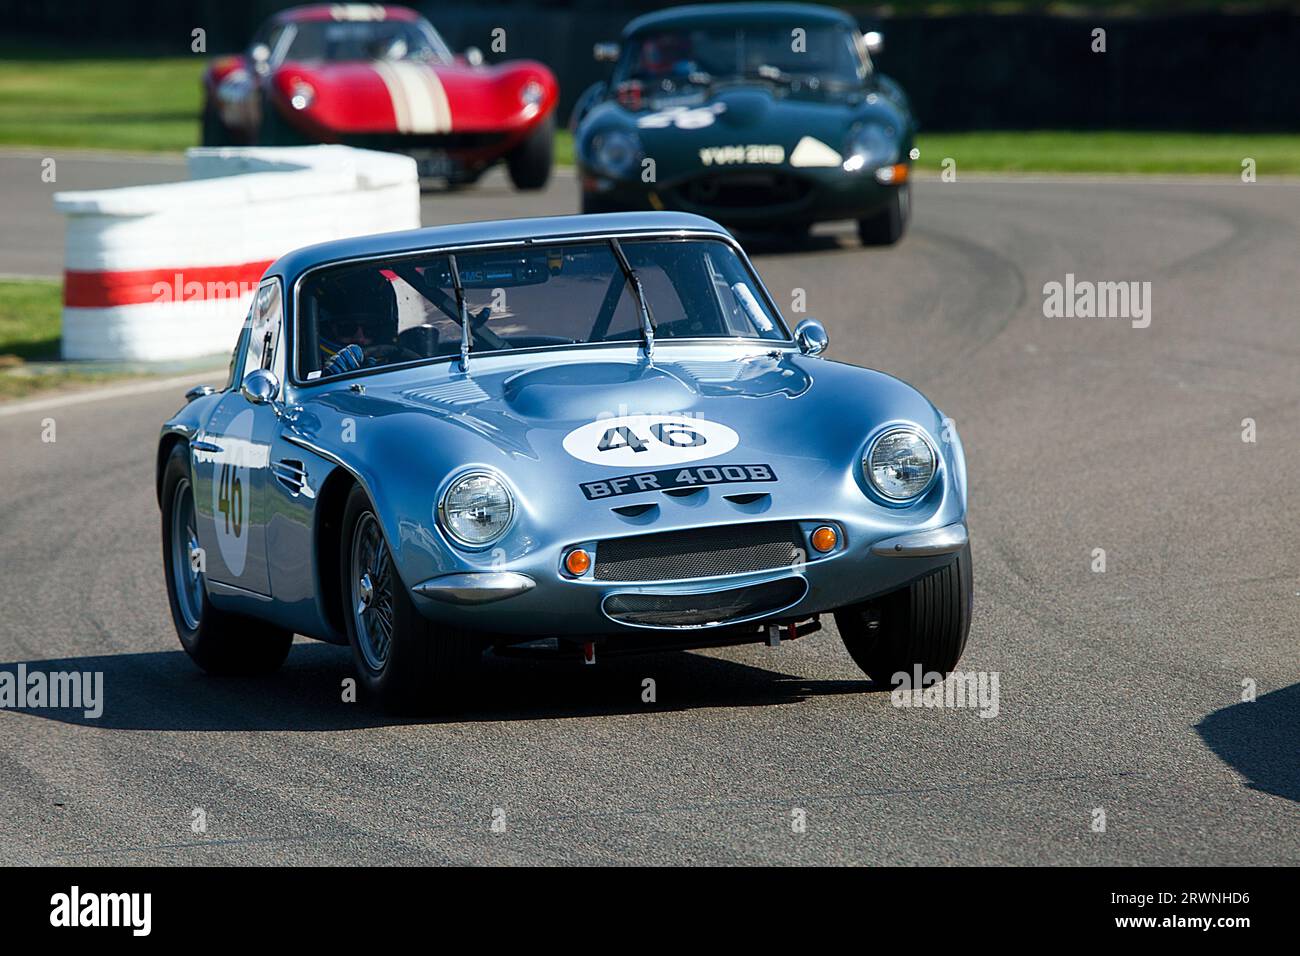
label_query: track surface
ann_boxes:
[1,155,1297,864]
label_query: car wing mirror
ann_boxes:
[464,46,484,67]
[863,31,884,56]
[241,368,281,406]
[593,42,619,63]
[185,384,215,403]
[795,319,829,356]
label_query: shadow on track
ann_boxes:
[0,643,876,731]
[1195,682,1299,803]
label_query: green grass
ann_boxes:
[0,279,146,399]
[0,279,61,361]
[556,128,574,168]
[0,44,203,152]
[912,130,1300,175]
[2,47,1296,176]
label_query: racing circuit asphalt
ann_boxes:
[0,152,1297,864]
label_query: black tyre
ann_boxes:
[339,484,482,712]
[834,543,972,685]
[160,444,293,675]
[200,102,230,147]
[857,181,911,246]
[256,96,303,146]
[506,114,554,190]
[580,191,626,215]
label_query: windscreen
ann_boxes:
[621,23,865,86]
[295,238,786,380]
[279,19,451,64]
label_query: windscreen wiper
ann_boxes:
[447,253,472,372]
[609,238,655,363]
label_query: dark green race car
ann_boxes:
[572,2,915,245]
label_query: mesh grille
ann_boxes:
[594,523,802,582]
[604,578,806,628]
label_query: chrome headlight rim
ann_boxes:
[862,424,940,504]
[587,128,642,179]
[436,469,516,549]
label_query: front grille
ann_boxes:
[604,577,806,628]
[594,522,801,582]
[674,172,813,209]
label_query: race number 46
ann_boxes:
[564,414,740,467]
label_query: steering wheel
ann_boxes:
[363,343,423,366]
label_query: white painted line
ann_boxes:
[0,370,225,419]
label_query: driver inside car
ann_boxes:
[317,271,420,377]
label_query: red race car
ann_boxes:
[201,3,559,189]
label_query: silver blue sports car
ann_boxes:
[158,212,972,710]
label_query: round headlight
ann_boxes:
[590,129,641,178]
[865,428,936,501]
[289,81,315,111]
[519,80,544,108]
[845,122,898,170]
[439,472,514,546]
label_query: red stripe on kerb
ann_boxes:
[63,261,274,308]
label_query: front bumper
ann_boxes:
[411,519,967,640]
[582,162,908,227]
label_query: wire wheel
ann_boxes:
[170,477,205,631]
[350,512,395,672]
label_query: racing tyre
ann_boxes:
[340,484,483,712]
[857,182,910,246]
[834,542,972,685]
[506,115,554,190]
[200,103,231,147]
[161,444,293,675]
[580,192,627,215]
[256,97,304,147]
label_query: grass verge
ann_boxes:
[0,279,145,400]
[912,130,1300,176]
[2,47,1297,175]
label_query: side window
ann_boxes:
[240,278,282,385]
[225,317,251,391]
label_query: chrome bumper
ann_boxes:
[413,571,536,605]
[870,521,968,557]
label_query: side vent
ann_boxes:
[272,459,315,498]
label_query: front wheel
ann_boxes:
[160,444,292,675]
[834,542,972,685]
[200,102,231,147]
[506,115,554,190]
[339,485,482,712]
[857,181,911,246]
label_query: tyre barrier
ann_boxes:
[54,145,420,361]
